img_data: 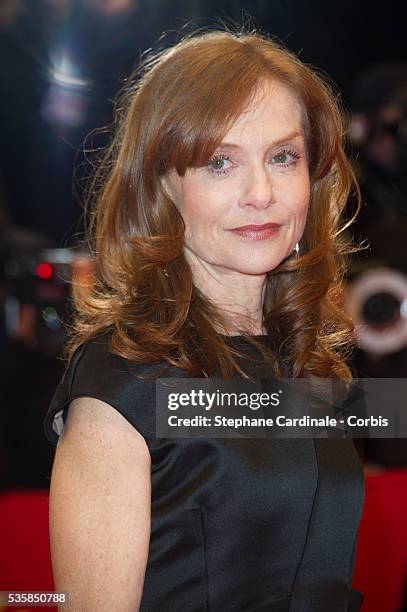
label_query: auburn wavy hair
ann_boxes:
[65,28,361,381]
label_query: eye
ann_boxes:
[207,154,234,175]
[272,148,301,167]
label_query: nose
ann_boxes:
[241,164,276,209]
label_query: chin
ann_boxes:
[230,261,283,275]
[245,254,286,271]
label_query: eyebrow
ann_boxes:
[217,130,304,150]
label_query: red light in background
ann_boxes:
[36,262,53,280]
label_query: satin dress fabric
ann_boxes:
[43,330,365,611]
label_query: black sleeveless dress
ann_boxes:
[43,329,365,611]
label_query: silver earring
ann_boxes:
[294,242,300,255]
[162,267,169,278]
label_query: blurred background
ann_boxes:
[0,1,406,610]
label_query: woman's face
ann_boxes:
[164,79,310,278]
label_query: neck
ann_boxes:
[188,256,268,335]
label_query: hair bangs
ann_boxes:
[154,45,272,176]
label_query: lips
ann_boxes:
[230,223,281,231]
[228,223,282,241]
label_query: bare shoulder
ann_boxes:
[52,396,151,516]
[50,397,151,611]
[60,396,151,462]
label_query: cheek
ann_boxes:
[286,177,310,225]
[179,183,226,228]
[297,199,310,227]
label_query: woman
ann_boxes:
[43,29,365,611]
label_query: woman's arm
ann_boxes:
[49,397,151,611]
